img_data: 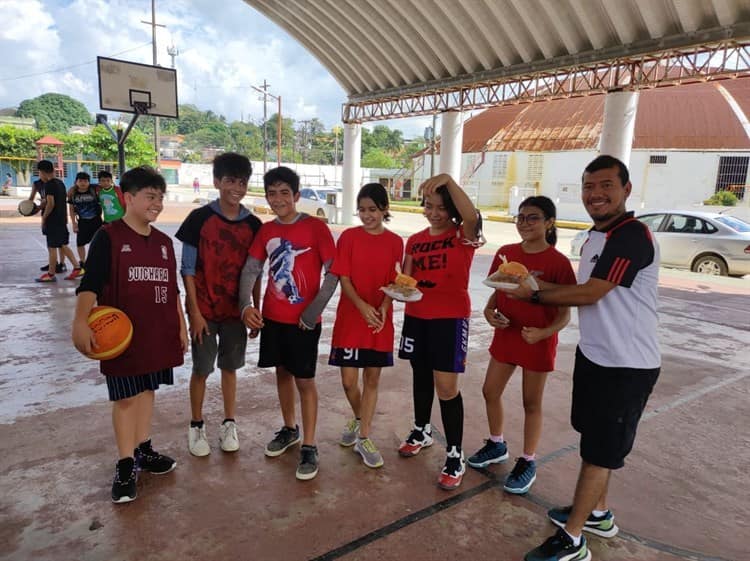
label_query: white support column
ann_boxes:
[341,123,361,226]
[599,91,640,166]
[438,110,463,182]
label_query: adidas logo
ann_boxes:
[590,254,599,263]
[121,244,132,253]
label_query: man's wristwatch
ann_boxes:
[530,290,541,304]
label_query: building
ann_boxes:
[414,78,750,221]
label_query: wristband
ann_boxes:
[530,290,541,304]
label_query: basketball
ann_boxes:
[86,306,133,360]
[18,200,39,216]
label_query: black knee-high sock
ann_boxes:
[440,393,464,450]
[411,361,434,428]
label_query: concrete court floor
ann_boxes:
[0,202,749,561]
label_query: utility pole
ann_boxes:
[261,79,268,173]
[141,0,165,169]
[167,42,179,69]
[251,81,282,169]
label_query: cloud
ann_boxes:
[0,0,433,138]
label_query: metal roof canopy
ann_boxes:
[245,0,750,122]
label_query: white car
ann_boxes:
[297,187,339,219]
[570,229,589,258]
[569,210,750,276]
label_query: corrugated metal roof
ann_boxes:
[466,78,750,152]
[244,0,750,102]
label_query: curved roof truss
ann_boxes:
[244,0,750,122]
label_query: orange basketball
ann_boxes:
[86,306,133,360]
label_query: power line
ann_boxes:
[0,42,152,82]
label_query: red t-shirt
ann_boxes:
[488,243,577,371]
[404,225,476,319]
[330,226,404,351]
[248,215,336,325]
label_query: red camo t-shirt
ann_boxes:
[404,225,475,319]
[488,243,577,371]
[248,215,336,325]
[330,226,404,351]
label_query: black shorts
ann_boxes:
[328,347,393,368]
[76,217,102,247]
[45,226,69,249]
[258,318,322,379]
[571,347,659,469]
[397,315,469,373]
[106,369,174,401]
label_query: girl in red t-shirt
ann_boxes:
[468,196,576,495]
[329,183,403,469]
[397,173,483,491]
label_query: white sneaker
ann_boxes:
[188,425,211,457]
[219,421,240,452]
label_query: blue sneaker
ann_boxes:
[504,457,537,494]
[548,505,619,538]
[467,439,508,468]
[525,528,591,561]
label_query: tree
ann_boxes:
[227,121,263,160]
[265,113,297,156]
[0,125,43,182]
[362,125,403,154]
[80,125,157,168]
[16,93,92,132]
[362,148,396,169]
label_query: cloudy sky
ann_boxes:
[0,0,432,137]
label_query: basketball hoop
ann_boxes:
[132,101,153,115]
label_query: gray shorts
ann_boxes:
[191,318,248,376]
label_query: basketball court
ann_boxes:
[0,204,748,561]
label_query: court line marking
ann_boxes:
[309,369,749,561]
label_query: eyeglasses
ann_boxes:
[514,213,543,225]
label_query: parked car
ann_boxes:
[570,210,750,277]
[298,187,339,219]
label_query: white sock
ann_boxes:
[592,509,608,517]
[564,529,581,547]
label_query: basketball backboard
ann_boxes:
[97,57,178,118]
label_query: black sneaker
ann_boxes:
[40,264,49,271]
[55,263,67,273]
[296,444,319,480]
[548,505,619,538]
[524,528,591,561]
[265,425,301,457]
[134,440,177,474]
[111,457,137,503]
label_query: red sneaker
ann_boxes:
[437,447,466,490]
[64,268,84,280]
[35,273,57,283]
[398,425,433,457]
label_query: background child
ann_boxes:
[176,153,262,456]
[34,160,79,282]
[239,166,337,481]
[96,170,126,223]
[468,196,576,494]
[397,173,483,491]
[30,171,66,274]
[329,183,403,469]
[67,171,102,278]
[71,166,188,503]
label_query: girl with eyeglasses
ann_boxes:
[467,195,576,495]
